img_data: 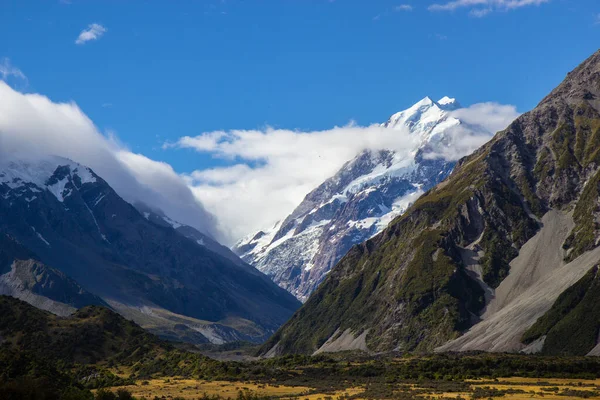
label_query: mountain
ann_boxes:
[259,49,600,357]
[235,96,484,301]
[0,156,300,345]
[0,294,173,399]
[134,201,250,269]
[0,294,167,365]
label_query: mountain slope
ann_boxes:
[235,97,485,301]
[260,49,600,356]
[0,294,168,365]
[0,156,300,344]
[0,294,174,399]
[0,233,107,316]
[135,201,250,270]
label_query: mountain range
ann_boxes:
[259,49,600,357]
[3,48,600,361]
[0,156,300,344]
[234,96,489,302]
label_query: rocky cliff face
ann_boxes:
[235,97,489,301]
[259,49,600,356]
[0,156,300,344]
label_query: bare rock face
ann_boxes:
[259,49,600,357]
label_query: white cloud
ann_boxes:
[0,81,220,241]
[75,23,107,45]
[428,0,550,16]
[395,4,413,11]
[424,102,520,160]
[450,102,520,133]
[0,78,519,247]
[172,102,519,243]
[595,13,600,25]
[0,58,27,82]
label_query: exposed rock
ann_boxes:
[0,156,300,344]
[259,50,600,356]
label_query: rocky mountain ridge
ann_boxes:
[235,96,488,301]
[259,49,600,357]
[0,155,300,344]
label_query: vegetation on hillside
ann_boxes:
[522,265,600,355]
[5,296,600,399]
[259,51,600,356]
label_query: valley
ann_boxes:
[100,376,600,400]
[4,295,600,399]
[2,3,600,399]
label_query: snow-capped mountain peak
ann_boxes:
[382,96,461,146]
[437,96,461,110]
[0,156,97,203]
[234,96,477,301]
[0,155,301,346]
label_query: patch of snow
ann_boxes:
[31,227,50,247]
[45,176,70,202]
[82,199,109,243]
[341,157,417,196]
[438,96,456,105]
[235,220,282,259]
[162,216,183,229]
[72,165,97,185]
[0,156,97,204]
[93,194,106,207]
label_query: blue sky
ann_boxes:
[2,0,599,172]
[1,0,599,241]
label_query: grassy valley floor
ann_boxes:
[95,352,600,400]
[3,297,600,400]
[100,375,600,399]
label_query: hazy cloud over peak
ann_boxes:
[0,81,220,241]
[171,102,519,243]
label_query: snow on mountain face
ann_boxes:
[233,96,484,302]
[0,157,97,204]
[0,156,300,345]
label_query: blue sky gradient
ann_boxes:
[2,0,599,173]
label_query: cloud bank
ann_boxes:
[0,79,519,246]
[75,23,107,45]
[429,0,550,17]
[0,81,220,240]
[172,102,519,243]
